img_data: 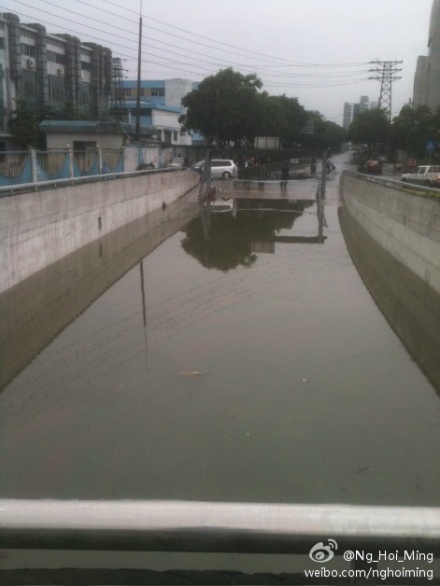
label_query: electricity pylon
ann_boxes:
[111,58,126,112]
[369,60,402,120]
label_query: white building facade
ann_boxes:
[413,0,440,110]
[122,78,199,146]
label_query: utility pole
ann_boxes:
[135,0,143,141]
[369,60,402,120]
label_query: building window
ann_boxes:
[21,43,36,57]
[73,141,96,151]
[50,86,64,100]
[79,91,90,105]
[173,131,178,142]
[151,89,165,97]
[48,38,65,49]
[48,76,65,103]
[47,51,66,64]
[23,80,36,94]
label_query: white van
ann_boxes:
[192,159,238,178]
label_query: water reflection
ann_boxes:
[182,197,319,271]
[339,206,440,397]
[1,191,440,506]
[0,192,199,391]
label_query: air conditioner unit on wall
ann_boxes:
[27,58,35,69]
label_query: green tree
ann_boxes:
[347,108,390,154]
[390,104,419,155]
[8,99,97,149]
[109,106,128,123]
[304,114,346,153]
[255,94,308,147]
[180,68,263,145]
[390,105,440,160]
[8,100,39,148]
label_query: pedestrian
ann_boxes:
[310,157,317,175]
[243,158,253,187]
[257,159,266,189]
[280,161,289,188]
[101,162,109,174]
[326,157,335,176]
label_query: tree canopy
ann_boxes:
[390,104,440,159]
[8,100,41,149]
[301,113,346,153]
[346,104,440,161]
[8,99,100,149]
[346,108,390,153]
[180,68,314,148]
[180,68,263,146]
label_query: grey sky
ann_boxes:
[2,0,433,123]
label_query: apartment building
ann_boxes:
[413,0,440,110]
[0,12,112,147]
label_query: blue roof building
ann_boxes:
[121,78,201,145]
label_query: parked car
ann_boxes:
[401,165,440,187]
[360,159,382,175]
[138,162,155,170]
[192,159,238,179]
[169,157,186,168]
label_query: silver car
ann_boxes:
[193,159,238,178]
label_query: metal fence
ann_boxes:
[0,148,125,187]
[1,500,439,584]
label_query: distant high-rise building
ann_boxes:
[343,96,377,129]
[413,0,440,110]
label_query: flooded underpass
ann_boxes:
[1,155,440,581]
[1,155,440,505]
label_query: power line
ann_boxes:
[7,0,372,74]
[94,0,371,69]
[1,0,376,105]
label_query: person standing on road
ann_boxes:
[326,157,335,177]
[280,161,289,189]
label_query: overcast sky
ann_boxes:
[1,0,434,124]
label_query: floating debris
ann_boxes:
[355,466,370,476]
[180,370,209,377]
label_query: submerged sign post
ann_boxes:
[426,140,437,164]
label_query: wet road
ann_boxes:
[1,153,440,507]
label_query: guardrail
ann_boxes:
[1,501,440,584]
[342,170,440,200]
[1,499,440,553]
[0,166,190,198]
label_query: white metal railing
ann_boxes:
[1,500,440,554]
[0,166,187,198]
[342,169,440,198]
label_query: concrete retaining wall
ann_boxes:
[340,171,440,295]
[0,169,199,293]
[0,193,199,390]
